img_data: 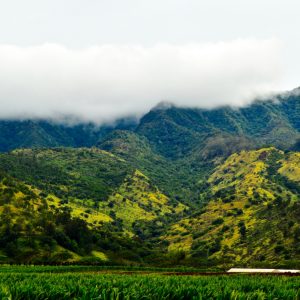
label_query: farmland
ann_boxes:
[0,267,300,299]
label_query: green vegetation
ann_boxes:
[0,118,138,152]
[0,269,298,299]
[164,147,300,266]
[0,171,171,265]
[96,130,215,209]
[2,145,300,267]
[3,93,300,269]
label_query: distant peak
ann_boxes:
[151,101,174,112]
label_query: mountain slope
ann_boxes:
[0,147,186,231]
[1,89,300,156]
[164,147,300,265]
[134,96,300,160]
[96,130,216,208]
[0,118,138,152]
[0,170,159,265]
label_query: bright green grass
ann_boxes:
[0,269,299,299]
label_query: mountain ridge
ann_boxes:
[1,89,300,266]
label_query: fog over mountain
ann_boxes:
[0,38,284,124]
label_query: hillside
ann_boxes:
[134,99,300,160]
[96,130,214,208]
[0,147,187,231]
[0,171,160,265]
[1,90,300,267]
[0,118,138,152]
[163,147,300,266]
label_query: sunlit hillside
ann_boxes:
[0,170,160,264]
[165,147,300,265]
[5,147,186,230]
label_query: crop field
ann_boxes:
[0,267,299,299]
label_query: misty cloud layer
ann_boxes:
[0,38,285,124]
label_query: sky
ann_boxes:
[0,0,299,123]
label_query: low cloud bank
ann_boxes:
[0,38,285,124]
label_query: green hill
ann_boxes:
[2,88,300,267]
[0,118,138,152]
[0,171,159,265]
[96,130,214,209]
[163,147,300,267]
[0,147,187,228]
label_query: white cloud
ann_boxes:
[0,38,285,124]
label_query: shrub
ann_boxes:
[236,209,243,215]
[221,225,230,232]
[274,245,285,253]
[180,231,189,236]
[211,218,224,226]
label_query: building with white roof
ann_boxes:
[227,268,278,273]
[227,268,300,273]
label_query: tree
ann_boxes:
[239,225,247,238]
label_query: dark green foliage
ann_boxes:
[275,245,285,253]
[0,118,138,152]
[211,218,224,226]
[239,225,247,238]
[236,209,243,215]
[0,151,112,201]
[221,225,230,232]
[97,130,214,208]
[209,242,221,255]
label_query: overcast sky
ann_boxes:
[0,0,299,123]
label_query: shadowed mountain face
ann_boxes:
[0,118,138,152]
[134,95,300,160]
[1,90,300,154]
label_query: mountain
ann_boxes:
[0,172,165,265]
[162,147,300,266]
[2,89,300,267]
[3,144,300,267]
[134,96,300,160]
[0,117,138,152]
[1,147,187,228]
[96,130,213,208]
[0,147,188,265]
[1,89,300,157]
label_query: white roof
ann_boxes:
[227,268,278,273]
[277,269,300,273]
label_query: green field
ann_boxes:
[0,267,299,299]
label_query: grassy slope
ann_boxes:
[13,147,185,229]
[164,148,300,264]
[0,170,163,264]
[0,175,75,261]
